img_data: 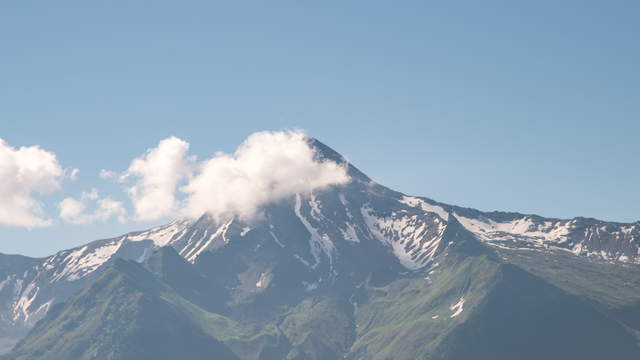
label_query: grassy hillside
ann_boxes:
[6,245,640,360]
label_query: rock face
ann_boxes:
[1,139,639,358]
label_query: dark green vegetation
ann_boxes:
[6,234,640,360]
[5,256,237,360]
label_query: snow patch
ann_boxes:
[295,194,335,268]
[340,223,360,243]
[302,281,319,291]
[256,272,267,288]
[127,219,192,247]
[455,214,571,244]
[450,297,465,318]
[294,254,312,268]
[52,239,123,282]
[400,196,449,220]
[269,231,285,248]
[360,205,444,270]
[184,219,232,262]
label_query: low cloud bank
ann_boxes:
[1,130,348,228]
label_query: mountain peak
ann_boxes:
[2,138,640,358]
[307,137,371,182]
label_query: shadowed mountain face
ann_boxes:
[1,139,640,359]
[7,257,238,360]
[8,244,640,360]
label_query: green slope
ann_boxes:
[6,242,640,360]
[348,252,640,360]
[498,247,640,332]
[5,259,237,360]
[436,263,640,360]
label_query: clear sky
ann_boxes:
[1,1,639,257]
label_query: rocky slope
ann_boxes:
[0,139,639,357]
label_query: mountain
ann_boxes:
[1,138,640,358]
[7,255,238,360]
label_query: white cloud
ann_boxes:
[58,190,127,225]
[81,188,99,200]
[96,197,127,223]
[99,169,117,180]
[68,168,80,181]
[0,138,64,227]
[58,197,85,223]
[181,130,349,221]
[118,136,193,221]
[4,131,347,229]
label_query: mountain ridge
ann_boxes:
[0,138,639,357]
[10,236,640,359]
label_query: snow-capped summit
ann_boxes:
[0,138,638,347]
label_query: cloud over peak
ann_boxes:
[181,130,350,221]
[102,130,350,222]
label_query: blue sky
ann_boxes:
[1,1,639,257]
